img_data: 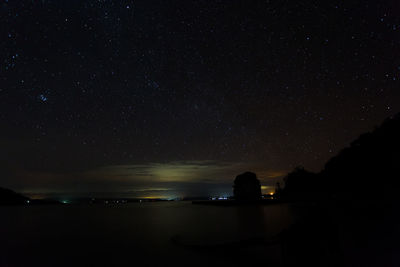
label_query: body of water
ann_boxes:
[0,201,296,267]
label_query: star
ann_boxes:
[38,94,48,102]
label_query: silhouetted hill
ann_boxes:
[0,187,30,205]
[321,113,400,200]
[279,113,400,201]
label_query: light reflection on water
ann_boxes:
[0,201,296,266]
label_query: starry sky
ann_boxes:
[1,0,399,199]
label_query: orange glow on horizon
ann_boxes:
[140,196,166,199]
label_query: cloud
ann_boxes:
[9,160,288,198]
[94,160,244,183]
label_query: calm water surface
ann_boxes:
[1,201,296,267]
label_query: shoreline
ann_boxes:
[192,199,285,206]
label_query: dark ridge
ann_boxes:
[0,187,30,205]
[277,113,400,202]
[321,113,400,200]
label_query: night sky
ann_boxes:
[1,0,399,199]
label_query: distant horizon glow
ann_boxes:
[18,162,281,199]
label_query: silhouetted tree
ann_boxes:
[274,182,282,197]
[233,172,261,200]
[280,166,322,201]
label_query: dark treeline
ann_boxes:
[278,113,400,202]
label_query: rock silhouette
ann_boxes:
[233,172,261,200]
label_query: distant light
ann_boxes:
[26,200,30,204]
[62,200,69,204]
[269,192,274,196]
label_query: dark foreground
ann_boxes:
[1,201,399,267]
